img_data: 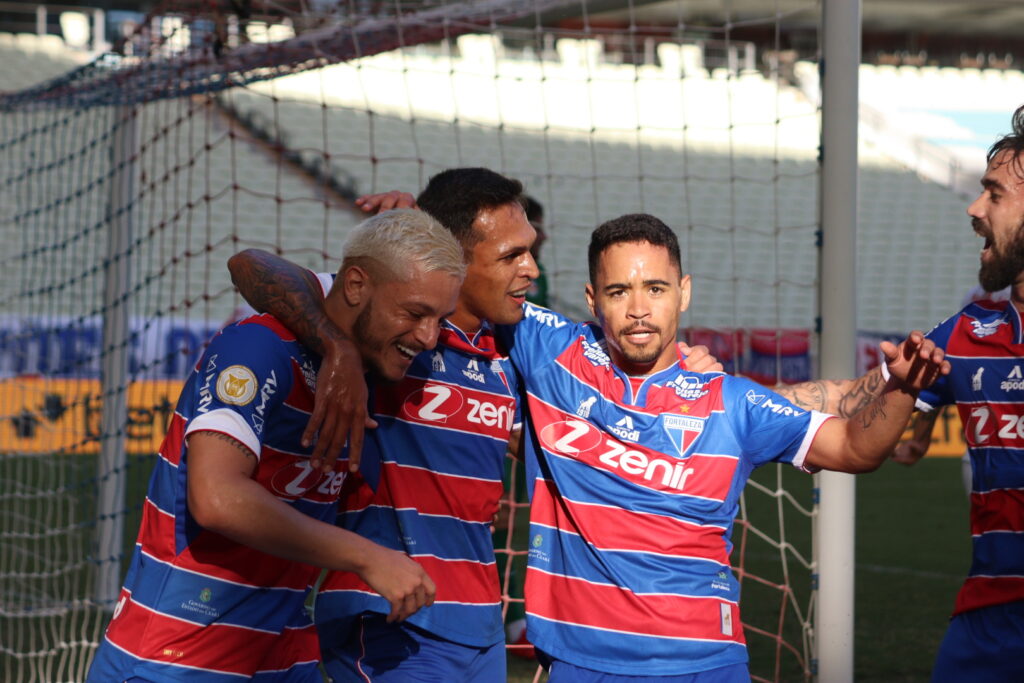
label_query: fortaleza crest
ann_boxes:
[662,414,705,456]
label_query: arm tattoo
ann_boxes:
[229,249,341,355]
[775,381,830,412]
[858,392,888,429]
[194,430,256,459]
[836,369,886,418]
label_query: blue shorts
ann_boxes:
[932,601,1024,683]
[539,652,750,683]
[322,613,505,683]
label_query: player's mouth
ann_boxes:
[622,325,659,345]
[974,220,994,259]
[508,287,529,304]
[396,342,419,362]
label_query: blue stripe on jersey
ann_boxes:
[336,507,496,561]
[970,533,1024,576]
[527,521,738,600]
[972,447,1024,491]
[528,613,748,675]
[93,643,252,682]
[126,550,304,631]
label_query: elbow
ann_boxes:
[187,484,235,534]
[227,250,254,287]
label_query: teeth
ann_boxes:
[396,344,416,359]
[510,289,527,298]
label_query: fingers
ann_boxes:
[354,191,417,214]
[884,332,949,390]
[384,570,436,623]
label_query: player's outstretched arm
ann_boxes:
[228,249,375,473]
[804,332,950,473]
[774,366,886,417]
[187,432,434,622]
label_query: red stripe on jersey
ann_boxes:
[954,576,1024,615]
[158,415,187,467]
[530,401,737,501]
[286,358,314,413]
[254,622,320,673]
[958,401,1024,449]
[970,489,1024,535]
[375,462,503,524]
[375,376,516,441]
[946,311,1016,356]
[321,555,498,605]
[139,497,315,590]
[526,568,745,643]
[339,472,375,512]
[105,594,293,675]
[240,314,297,342]
[257,447,349,504]
[531,480,729,563]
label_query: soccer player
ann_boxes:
[489,213,947,681]
[909,105,1024,683]
[86,210,460,682]
[228,169,723,681]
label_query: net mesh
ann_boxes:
[0,2,825,681]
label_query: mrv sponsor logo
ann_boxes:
[524,304,567,328]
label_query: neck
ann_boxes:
[446,305,483,336]
[1013,282,1024,314]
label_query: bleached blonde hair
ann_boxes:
[340,209,465,283]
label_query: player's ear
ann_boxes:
[341,264,372,306]
[678,274,691,314]
[585,282,597,318]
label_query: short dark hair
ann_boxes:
[522,195,544,225]
[416,168,524,251]
[988,104,1024,176]
[588,213,682,283]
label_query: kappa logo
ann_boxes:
[970,317,1007,338]
[431,352,445,373]
[576,397,597,418]
[581,340,611,367]
[462,359,485,383]
[216,365,258,406]
[524,304,568,328]
[666,375,708,401]
[972,367,985,392]
[608,415,640,442]
[662,414,705,456]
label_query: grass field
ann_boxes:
[1,455,969,682]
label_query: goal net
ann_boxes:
[0,2,827,680]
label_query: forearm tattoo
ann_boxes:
[232,251,332,355]
[858,392,888,429]
[775,368,886,418]
[836,369,886,418]
[193,430,256,459]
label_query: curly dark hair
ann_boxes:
[987,104,1024,176]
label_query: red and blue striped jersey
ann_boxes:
[88,315,344,682]
[314,318,520,649]
[500,303,830,676]
[918,299,1024,616]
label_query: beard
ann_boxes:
[616,323,663,366]
[979,217,1024,292]
[352,299,393,381]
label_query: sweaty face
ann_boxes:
[352,266,461,382]
[585,241,691,376]
[969,150,1024,292]
[451,202,539,331]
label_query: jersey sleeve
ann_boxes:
[184,322,295,459]
[724,376,831,469]
[916,311,959,411]
[497,303,585,379]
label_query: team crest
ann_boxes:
[216,365,257,405]
[662,414,705,456]
[970,317,1006,338]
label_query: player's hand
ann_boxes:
[879,331,950,393]
[890,439,927,466]
[679,343,724,373]
[305,338,378,473]
[355,191,417,214]
[361,548,436,623]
